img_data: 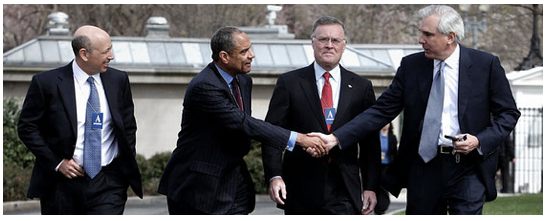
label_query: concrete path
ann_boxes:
[4,192,407,215]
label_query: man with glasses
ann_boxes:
[312,5,520,214]
[262,16,380,214]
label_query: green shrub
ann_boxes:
[244,140,266,194]
[3,98,35,168]
[3,162,33,201]
[3,98,34,201]
[136,151,172,196]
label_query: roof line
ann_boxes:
[345,46,392,68]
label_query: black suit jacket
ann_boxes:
[157,63,290,214]
[17,61,143,199]
[333,46,520,201]
[263,64,380,211]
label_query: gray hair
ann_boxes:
[311,16,346,38]
[418,5,465,42]
[210,26,243,62]
[71,35,92,56]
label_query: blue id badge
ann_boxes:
[324,108,336,125]
[91,113,104,130]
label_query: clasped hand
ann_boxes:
[296,132,339,158]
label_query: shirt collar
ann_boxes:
[436,44,460,69]
[215,64,235,85]
[314,62,341,82]
[72,60,100,85]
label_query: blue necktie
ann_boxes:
[418,61,445,163]
[84,77,102,178]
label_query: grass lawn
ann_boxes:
[483,194,543,215]
[394,193,543,215]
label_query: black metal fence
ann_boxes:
[513,107,543,193]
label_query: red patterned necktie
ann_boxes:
[321,72,333,132]
[231,77,244,111]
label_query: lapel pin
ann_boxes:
[348,84,352,88]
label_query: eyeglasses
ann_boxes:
[313,37,346,46]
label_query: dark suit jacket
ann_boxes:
[263,64,380,211]
[17,61,143,199]
[157,63,290,214]
[333,46,520,202]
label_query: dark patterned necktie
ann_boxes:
[231,77,244,111]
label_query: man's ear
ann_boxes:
[219,51,230,64]
[78,48,89,62]
[447,32,457,45]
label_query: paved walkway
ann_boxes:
[4,191,407,215]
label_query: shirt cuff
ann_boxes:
[269,176,282,183]
[477,146,483,155]
[55,161,63,171]
[286,131,297,152]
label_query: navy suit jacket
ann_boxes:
[18,62,143,198]
[333,46,520,201]
[263,64,380,211]
[158,63,290,214]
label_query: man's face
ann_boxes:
[224,32,255,75]
[418,15,452,60]
[83,35,113,74]
[312,24,346,71]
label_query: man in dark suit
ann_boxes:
[312,5,520,214]
[157,26,324,215]
[17,25,142,214]
[262,16,380,215]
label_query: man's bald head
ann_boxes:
[71,25,110,56]
[71,25,114,74]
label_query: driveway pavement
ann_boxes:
[4,192,406,215]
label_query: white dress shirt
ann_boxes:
[314,62,340,110]
[437,44,461,146]
[72,61,118,167]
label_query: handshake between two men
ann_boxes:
[296,132,339,158]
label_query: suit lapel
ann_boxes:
[332,67,352,130]
[101,69,119,125]
[418,58,435,104]
[299,64,328,132]
[238,74,252,115]
[209,63,243,112]
[457,46,473,122]
[57,62,78,136]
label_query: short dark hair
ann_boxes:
[311,16,345,37]
[210,26,243,62]
[71,35,92,56]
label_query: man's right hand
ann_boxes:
[269,177,287,205]
[58,159,85,179]
[307,132,339,151]
[296,133,326,156]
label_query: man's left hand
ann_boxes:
[361,190,377,215]
[453,133,479,155]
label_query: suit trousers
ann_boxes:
[284,159,358,215]
[167,163,254,215]
[405,152,485,214]
[39,157,129,214]
[375,165,391,215]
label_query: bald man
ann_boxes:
[18,25,142,214]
